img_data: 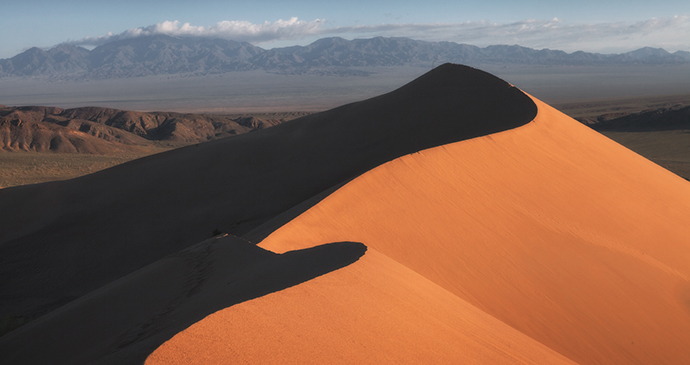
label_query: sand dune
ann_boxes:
[253,96,690,364]
[2,64,690,364]
[149,92,690,364]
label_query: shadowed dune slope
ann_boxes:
[252,96,690,364]
[147,246,576,365]
[0,64,536,320]
[0,236,367,364]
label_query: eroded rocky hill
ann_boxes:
[0,104,289,153]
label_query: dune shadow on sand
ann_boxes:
[0,238,367,365]
[215,239,368,308]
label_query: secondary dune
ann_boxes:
[146,246,576,365]
[0,235,367,364]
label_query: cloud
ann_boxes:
[68,18,324,46]
[66,16,690,53]
[320,15,690,53]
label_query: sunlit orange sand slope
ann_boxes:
[148,247,576,365]
[150,97,690,363]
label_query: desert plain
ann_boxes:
[1,63,690,364]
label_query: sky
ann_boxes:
[1,0,689,59]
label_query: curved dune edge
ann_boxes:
[255,95,690,364]
[146,247,576,364]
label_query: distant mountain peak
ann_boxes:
[1,36,688,80]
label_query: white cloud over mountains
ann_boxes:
[69,18,324,46]
[67,15,690,53]
[322,15,690,53]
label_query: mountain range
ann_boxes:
[2,35,690,79]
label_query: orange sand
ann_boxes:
[147,247,575,364]
[148,95,690,364]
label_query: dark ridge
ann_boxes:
[0,105,285,152]
[590,106,690,132]
[0,64,536,324]
[0,236,366,364]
